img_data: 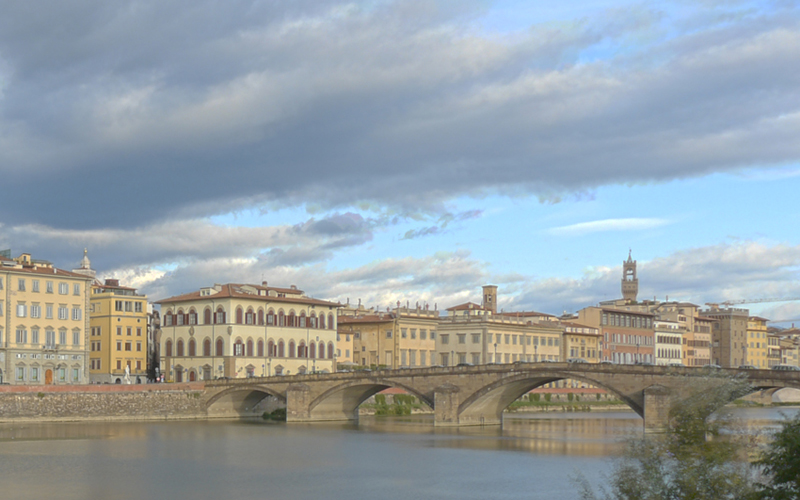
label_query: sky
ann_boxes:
[1,0,800,323]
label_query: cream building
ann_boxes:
[438,286,562,365]
[88,278,149,383]
[560,322,601,362]
[654,320,683,365]
[0,251,92,385]
[157,282,339,380]
[338,303,439,368]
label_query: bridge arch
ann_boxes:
[306,378,433,421]
[456,370,645,425]
[205,385,286,418]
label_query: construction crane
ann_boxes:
[705,297,800,308]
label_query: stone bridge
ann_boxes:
[201,363,800,430]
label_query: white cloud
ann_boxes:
[548,218,671,236]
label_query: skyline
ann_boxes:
[1,0,799,322]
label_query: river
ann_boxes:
[0,407,797,500]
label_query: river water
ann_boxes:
[0,407,797,500]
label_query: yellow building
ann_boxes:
[746,316,770,368]
[560,322,601,362]
[338,304,439,368]
[156,282,339,380]
[0,251,92,385]
[88,278,149,383]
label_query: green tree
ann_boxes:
[754,413,800,500]
[574,375,756,500]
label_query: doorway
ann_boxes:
[45,369,53,385]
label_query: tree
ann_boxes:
[754,413,800,500]
[574,374,756,500]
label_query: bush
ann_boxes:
[544,393,551,402]
[374,394,386,405]
[567,393,574,402]
[533,393,540,402]
[754,412,800,499]
[262,408,286,421]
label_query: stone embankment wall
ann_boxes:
[0,383,207,422]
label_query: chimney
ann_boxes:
[104,279,120,287]
[262,281,268,287]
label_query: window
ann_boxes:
[117,360,122,370]
[134,302,143,313]
[457,334,466,344]
[59,330,67,345]
[115,301,123,312]
[16,329,27,344]
[32,280,40,292]
[16,303,26,317]
[45,330,55,348]
[126,327,132,336]
[18,279,25,291]
[16,367,24,381]
[58,307,68,320]
[31,329,40,345]
[46,304,53,319]
[386,330,392,339]
[430,331,436,340]
[31,304,41,319]
[46,281,53,293]
[401,328,407,338]
[59,283,68,294]
[0,277,3,289]
[124,301,132,312]
[411,329,417,339]
[72,308,82,321]
[0,301,3,316]
[72,368,80,382]
[137,327,142,336]
[420,329,427,340]
[73,283,80,295]
[441,334,449,345]
[73,331,80,345]
[125,342,132,351]
[472,334,480,344]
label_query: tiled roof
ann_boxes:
[156,283,339,308]
[338,314,394,324]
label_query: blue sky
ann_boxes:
[0,0,799,322]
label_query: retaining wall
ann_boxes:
[0,383,207,422]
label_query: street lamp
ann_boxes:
[534,344,538,362]
[494,343,497,364]
[636,341,640,364]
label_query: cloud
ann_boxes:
[401,209,483,240]
[548,217,671,236]
[0,1,796,228]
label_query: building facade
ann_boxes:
[745,316,770,368]
[576,306,655,364]
[88,278,149,383]
[560,322,601,362]
[157,282,339,380]
[702,306,749,367]
[0,252,92,385]
[654,320,683,365]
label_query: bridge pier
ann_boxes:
[643,384,671,433]
[286,384,311,422]
[434,384,460,426]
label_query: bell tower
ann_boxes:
[482,285,498,314]
[621,250,638,302]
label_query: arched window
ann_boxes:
[257,339,264,357]
[245,308,254,325]
[318,344,325,359]
[278,311,285,327]
[310,313,317,329]
[235,307,243,324]
[164,312,173,327]
[328,314,334,329]
[165,339,173,357]
[246,338,254,357]
[268,340,275,357]
[278,340,285,357]
[328,343,334,359]
[188,309,198,325]
[299,312,306,328]
[203,338,211,356]
[288,312,296,328]
[176,309,185,326]
[234,338,244,357]
[319,314,325,329]
[298,342,306,358]
[188,338,196,356]
[203,308,212,325]
[267,309,275,325]
[176,339,184,357]
[215,307,226,324]
[215,338,224,356]
[309,342,316,359]
[288,340,295,358]
[189,371,196,382]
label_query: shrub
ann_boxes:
[567,393,574,402]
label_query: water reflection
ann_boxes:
[0,407,796,500]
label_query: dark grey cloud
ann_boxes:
[401,209,483,239]
[0,1,797,229]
